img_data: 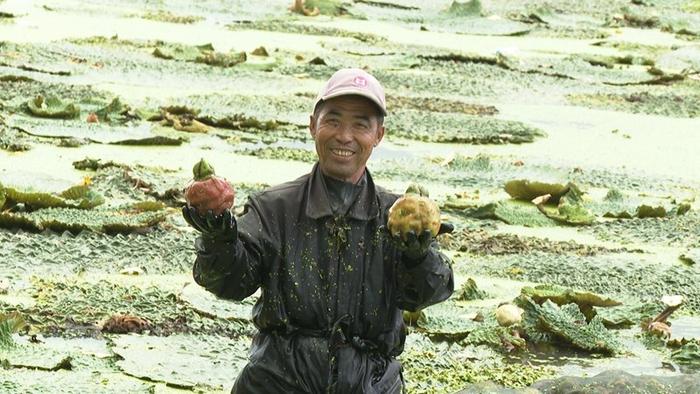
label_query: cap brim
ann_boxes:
[321,88,387,116]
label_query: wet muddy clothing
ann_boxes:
[192,163,454,393]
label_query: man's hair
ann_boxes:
[313,99,385,126]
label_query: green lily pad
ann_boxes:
[0,342,72,371]
[9,115,176,144]
[504,179,570,202]
[0,370,154,392]
[112,334,249,390]
[636,204,667,218]
[0,182,6,210]
[591,189,676,219]
[179,282,255,322]
[444,0,482,17]
[94,98,132,124]
[153,43,246,68]
[521,284,621,321]
[3,184,104,210]
[415,301,481,340]
[680,249,700,266]
[536,185,596,226]
[239,146,317,163]
[671,341,700,369]
[462,323,526,349]
[520,298,622,354]
[0,206,167,233]
[467,199,558,227]
[522,284,622,307]
[508,55,679,86]
[25,95,80,119]
[387,110,545,144]
[595,301,664,329]
[455,278,488,301]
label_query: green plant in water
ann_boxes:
[0,313,26,349]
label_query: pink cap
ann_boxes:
[314,68,387,116]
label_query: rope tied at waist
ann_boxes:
[269,314,382,355]
[263,314,388,393]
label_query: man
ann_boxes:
[183,68,454,393]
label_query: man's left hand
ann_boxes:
[391,223,454,261]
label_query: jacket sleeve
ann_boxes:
[192,198,273,301]
[395,242,454,312]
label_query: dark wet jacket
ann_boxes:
[193,164,454,393]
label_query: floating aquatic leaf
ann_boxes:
[239,146,317,163]
[0,206,166,233]
[504,179,569,202]
[467,200,558,227]
[462,323,526,349]
[94,98,132,124]
[455,278,488,301]
[0,182,6,210]
[112,334,249,390]
[595,301,663,329]
[537,184,595,226]
[520,298,622,354]
[415,302,481,340]
[680,249,699,266]
[153,43,246,68]
[521,284,621,321]
[180,282,255,322]
[636,204,667,218]
[671,341,700,369]
[444,0,482,17]
[3,183,104,210]
[387,111,545,144]
[0,313,25,348]
[25,95,80,119]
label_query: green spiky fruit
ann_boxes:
[387,183,440,240]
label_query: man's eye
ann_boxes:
[354,122,369,130]
[326,119,340,127]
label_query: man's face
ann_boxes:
[309,95,385,183]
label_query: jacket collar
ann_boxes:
[305,162,380,220]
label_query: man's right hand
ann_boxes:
[182,205,238,242]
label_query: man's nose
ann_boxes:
[335,123,353,143]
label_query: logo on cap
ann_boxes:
[353,76,367,87]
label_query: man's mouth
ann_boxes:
[330,148,354,157]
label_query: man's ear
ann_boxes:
[374,125,385,147]
[309,115,317,138]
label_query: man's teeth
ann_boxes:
[332,149,353,157]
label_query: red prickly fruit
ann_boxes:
[184,159,235,215]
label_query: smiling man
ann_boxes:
[182,68,454,393]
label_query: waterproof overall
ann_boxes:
[192,164,454,393]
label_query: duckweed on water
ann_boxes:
[401,346,555,393]
[0,227,195,277]
[439,227,630,256]
[239,146,317,163]
[141,10,203,24]
[469,253,700,314]
[386,110,545,144]
[227,20,386,43]
[567,90,700,118]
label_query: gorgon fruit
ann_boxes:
[184,159,235,215]
[387,183,440,240]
